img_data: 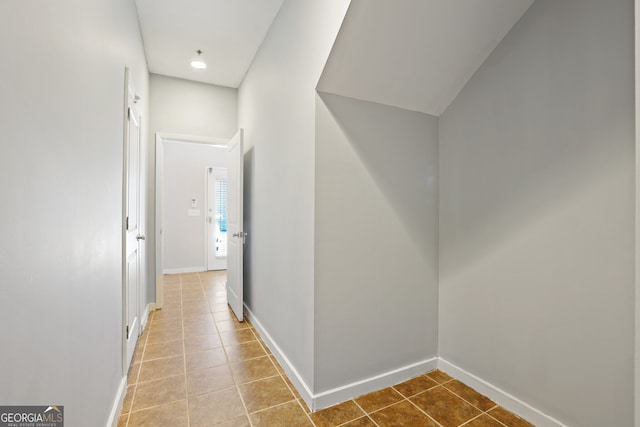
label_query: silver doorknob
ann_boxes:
[232,232,241,237]
[136,235,146,241]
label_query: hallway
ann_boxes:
[119,272,533,427]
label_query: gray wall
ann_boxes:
[314,93,439,392]
[0,0,149,425]
[238,0,350,389]
[148,74,237,297]
[162,142,227,272]
[149,74,238,138]
[438,0,635,425]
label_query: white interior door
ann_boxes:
[124,69,142,370]
[226,129,244,322]
[207,167,228,271]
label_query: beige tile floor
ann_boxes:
[119,272,534,427]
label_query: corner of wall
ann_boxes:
[438,359,568,427]
[634,1,640,425]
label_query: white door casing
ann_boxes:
[226,129,244,322]
[154,133,228,309]
[123,68,142,372]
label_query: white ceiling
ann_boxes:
[317,0,534,116]
[134,0,533,111]
[134,0,284,88]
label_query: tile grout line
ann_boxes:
[140,277,528,427]
[222,292,315,426]
[244,339,301,426]
[437,382,508,427]
[203,271,255,427]
[123,301,150,427]
[401,377,449,426]
[278,357,315,427]
[262,343,316,425]
[313,372,451,427]
[397,377,511,427]
[456,412,486,427]
[127,277,183,425]
[157,277,487,427]
[298,399,317,426]
[457,409,509,427]
[439,379,479,403]
[248,399,300,416]
[351,399,382,427]
[403,396,445,427]
[126,398,189,416]
[475,409,511,427]
[364,394,444,427]
[161,277,441,427]
[246,317,316,426]
[481,406,510,427]
[334,414,374,427]
[180,275,191,427]
[405,379,471,427]
[381,381,446,427]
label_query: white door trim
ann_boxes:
[154,132,228,309]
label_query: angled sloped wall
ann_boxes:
[240,0,637,423]
[439,0,635,425]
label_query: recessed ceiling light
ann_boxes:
[190,49,207,70]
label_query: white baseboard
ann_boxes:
[313,357,438,411]
[438,359,568,427]
[141,303,154,330]
[163,267,205,274]
[108,305,155,427]
[244,304,315,409]
[244,304,565,423]
[156,275,163,309]
[106,376,126,427]
[244,304,437,411]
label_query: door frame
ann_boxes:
[154,133,228,309]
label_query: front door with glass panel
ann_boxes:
[207,167,228,271]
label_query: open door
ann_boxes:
[123,68,143,370]
[226,129,244,322]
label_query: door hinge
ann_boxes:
[126,216,129,230]
[127,107,131,120]
[208,167,213,174]
[126,325,129,337]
